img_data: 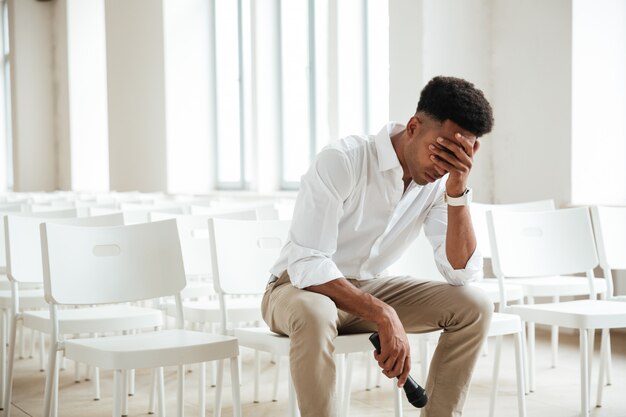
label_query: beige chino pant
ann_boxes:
[261,273,493,417]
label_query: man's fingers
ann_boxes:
[398,357,411,387]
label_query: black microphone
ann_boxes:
[369,332,428,408]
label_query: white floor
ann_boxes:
[8,328,626,417]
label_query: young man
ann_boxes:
[262,76,495,417]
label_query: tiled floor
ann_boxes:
[8,328,626,417]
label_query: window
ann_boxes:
[0,0,11,190]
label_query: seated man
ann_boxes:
[262,76,495,417]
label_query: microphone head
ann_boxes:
[403,376,428,408]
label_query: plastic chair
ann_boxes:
[487,207,626,417]
[39,219,241,417]
[208,218,397,417]
[474,200,608,390]
[3,213,164,417]
[589,205,626,406]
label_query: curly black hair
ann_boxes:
[416,76,494,137]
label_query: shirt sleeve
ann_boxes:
[422,182,483,286]
[286,149,353,289]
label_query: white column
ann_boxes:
[105,0,167,192]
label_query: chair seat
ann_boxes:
[169,297,263,324]
[65,329,239,370]
[488,312,522,336]
[234,327,372,356]
[0,289,48,310]
[23,305,163,334]
[470,280,524,303]
[180,279,214,300]
[506,276,607,297]
[507,300,626,329]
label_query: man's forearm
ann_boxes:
[446,205,477,269]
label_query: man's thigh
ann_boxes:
[262,278,339,336]
[338,276,488,334]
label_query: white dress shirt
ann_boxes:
[270,122,482,289]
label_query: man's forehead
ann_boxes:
[440,119,476,141]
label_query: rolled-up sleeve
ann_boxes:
[286,149,353,289]
[423,185,483,286]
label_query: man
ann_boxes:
[262,76,495,417]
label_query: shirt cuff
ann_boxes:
[287,256,345,289]
[435,246,484,286]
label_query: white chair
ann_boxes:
[590,205,626,406]
[209,218,398,417]
[389,231,526,417]
[3,213,164,417]
[39,219,242,417]
[474,200,607,391]
[487,207,626,417]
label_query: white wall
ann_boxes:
[8,0,56,191]
[105,0,167,192]
[571,0,626,205]
[491,0,573,206]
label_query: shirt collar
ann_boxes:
[374,122,405,172]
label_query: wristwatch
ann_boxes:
[445,188,472,206]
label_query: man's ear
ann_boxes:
[407,115,421,136]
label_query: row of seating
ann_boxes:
[0,191,624,417]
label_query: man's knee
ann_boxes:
[456,286,494,330]
[289,295,339,337]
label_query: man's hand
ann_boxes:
[429,133,480,197]
[374,306,411,388]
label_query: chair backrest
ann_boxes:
[5,210,78,283]
[121,205,185,225]
[41,219,186,305]
[150,210,257,277]
[190,203,278,220]
[591,206,626,270]
[387,231,445,280]
[209,218,290,295]
[471,199,555,258]
[487,207,598,279]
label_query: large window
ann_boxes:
[209,0,389,191]
[0,0,11,190]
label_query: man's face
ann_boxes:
[405,117,478,185]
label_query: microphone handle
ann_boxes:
[368,332,428,408]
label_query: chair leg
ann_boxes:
[489,336,502,417]
[272,356,281,401]
[513,332,527,417]
[253,350,260,403]
[4,314,18,417]
[393,384,403,417]
[580,329,590,417]
[340,354,354,417]
[52,352,59,417]
[551,296,559,368]
[42,342,59,417]
[213,361,224,417]
[121,370,129,417]
[113,370,123,417]
[528,321,536,391]
[596,328,609,408]
[0,309,6,410]
[198,362,206,417]
[39,332,46,372]
[17,320,23,360]
[148,369,157,414]
[28,328,35,358]
[336,354,345,416]
[419,337,429,382]
[177,365,185,417]
[94,366,101,401]
[129,369,135,396]
[230,357,242,417]
[74,360,81,383]
[520,322,530,395]
[157,367,166,417]
[365,352,372,391]
[605,331,612,385]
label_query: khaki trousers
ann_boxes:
[261,273,493,417]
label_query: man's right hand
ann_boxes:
[374,305,411,388]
